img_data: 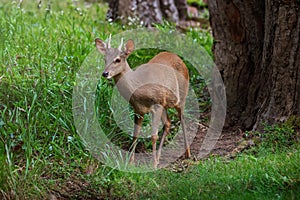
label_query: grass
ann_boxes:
[0,1,299,199]
[121,151,300,200]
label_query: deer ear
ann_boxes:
[95,38,106,54]
[125,39,134,55]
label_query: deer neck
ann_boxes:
[113,61,134,101]
[113,61,132,83]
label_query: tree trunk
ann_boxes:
[174,0,188,20]
[106,0,188,26]
[208,0,300,130]
[160,0,179,22]
[106,0,119,21]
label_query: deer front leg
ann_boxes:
[129,114,144,164]
[151,105,163,168]
[157,109,171,163]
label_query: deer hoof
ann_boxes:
[185,148,191,158]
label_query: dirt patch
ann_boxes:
[190,125,244,158]
[166,124,248,172]
[49,174,105,200]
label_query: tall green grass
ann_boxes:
[0,1,115,198]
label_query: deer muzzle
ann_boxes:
[102,71,109,78]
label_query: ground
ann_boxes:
[47,126,247,199]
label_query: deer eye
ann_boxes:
[114,58,121,63]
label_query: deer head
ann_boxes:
[95,36,135,79]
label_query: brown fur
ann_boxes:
[148,52,189,80]
[95,38,191,168]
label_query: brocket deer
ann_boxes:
[95,35,191,168]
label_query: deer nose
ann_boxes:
[102,71,109,78]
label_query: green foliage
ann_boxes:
[247,123,299,154]
[286,115,300,130]
[261,123,297,150]
[187,0,208,7]
[0,1,299,199]
[0,1,115,198]
[96,149,300,200]
[187,29,214,57]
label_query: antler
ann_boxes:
[107,34,112,48]
[118,38,124,51]
[105,35,123,50]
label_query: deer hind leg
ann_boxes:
[129,114,144,164]
[157,109,171,163]
[150,104,164,168]
[176,106,191,158]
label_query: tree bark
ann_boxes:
[160,0,179,22]
[106,0,119,21]
[208,0,300,130]
[174,0,188,20]
[106,0,188,25]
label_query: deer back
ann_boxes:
[148,52,189,104]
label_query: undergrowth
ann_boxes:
[0,1,299,199]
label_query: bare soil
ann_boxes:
[190,125,244,158]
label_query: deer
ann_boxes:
[95,35,191,168]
